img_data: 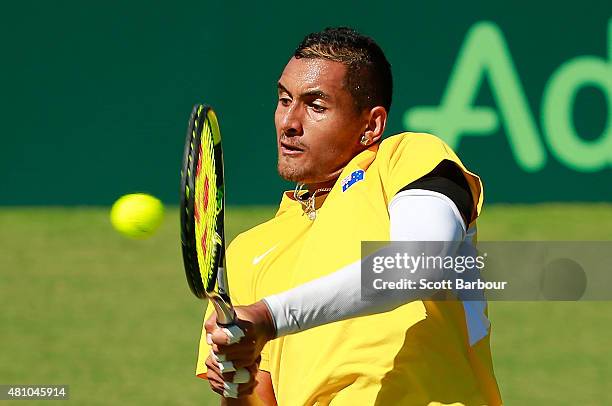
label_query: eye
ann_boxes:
[278,96,291,107]
[311,104,326,113]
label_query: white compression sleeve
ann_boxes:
[263,189,467,337]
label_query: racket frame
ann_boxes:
[180,104,235,326]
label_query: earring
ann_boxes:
[360,135,370,146]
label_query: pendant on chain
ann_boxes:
[294,183,331,221]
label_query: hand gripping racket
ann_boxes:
[180,104,235,326]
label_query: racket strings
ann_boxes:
[194,109,221,290]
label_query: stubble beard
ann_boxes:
[277,156,307,182]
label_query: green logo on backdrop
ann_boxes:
[404,19,612,173]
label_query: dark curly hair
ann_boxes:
[294,27,392,113]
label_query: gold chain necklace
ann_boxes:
[294,183,332,221]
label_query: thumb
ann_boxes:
[211,325,246,346]
[211,327,230,345]
[205,312,218,334]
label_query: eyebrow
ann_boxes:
[277,82,331,101]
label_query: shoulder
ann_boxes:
[374,132,459,195]
[377,132,453,163]
[381,131,447,145]
[375,132,485,224]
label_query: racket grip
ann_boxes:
[209,294,236,326]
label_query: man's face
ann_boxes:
[275,57,367,186]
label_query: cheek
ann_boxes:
[306,139,343,168]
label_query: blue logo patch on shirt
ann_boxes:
[341,169,365,192]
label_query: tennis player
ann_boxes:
[197,27,501,405]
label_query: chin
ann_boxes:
[277,161,307,182]
[278,167,302,182]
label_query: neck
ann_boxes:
[303,167,345,191]
[305,179,337,191]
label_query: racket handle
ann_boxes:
[209,294,236,326]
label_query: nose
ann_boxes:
[279,102,303,137]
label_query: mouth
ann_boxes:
[280,140,305,156]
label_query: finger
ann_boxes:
[206,368,224,388]
[210,325,245,345]
[212,342,254,358]
[218,360,236,373]
[205,355,236,384]
[223,367,250,384]
[206,351,232,380]
[212,339,255,355]
[213,347,259,369]
[221,349,261,369]
[208,381,224,397]
[210,343,225,354]
[220,362,259,383]
[205,353,219,370]
[205,361,225,394]
[213,348,259,369]
[222,382,238,398]
[230,355,261,370]
[208,378,229,397]
[211,351,226,363]
[223,325,246,344]
[204,314,218,334]
[207,350,220,364]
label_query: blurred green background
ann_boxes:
[2,1,611,405]
[1,1,610,205]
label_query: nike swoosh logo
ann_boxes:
[252,244,278,265]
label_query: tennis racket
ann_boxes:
[180,104,235,326]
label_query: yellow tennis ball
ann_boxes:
[110,193,164,239]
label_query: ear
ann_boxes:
[362,106,387,144]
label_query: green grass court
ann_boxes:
[1,204,611,405]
